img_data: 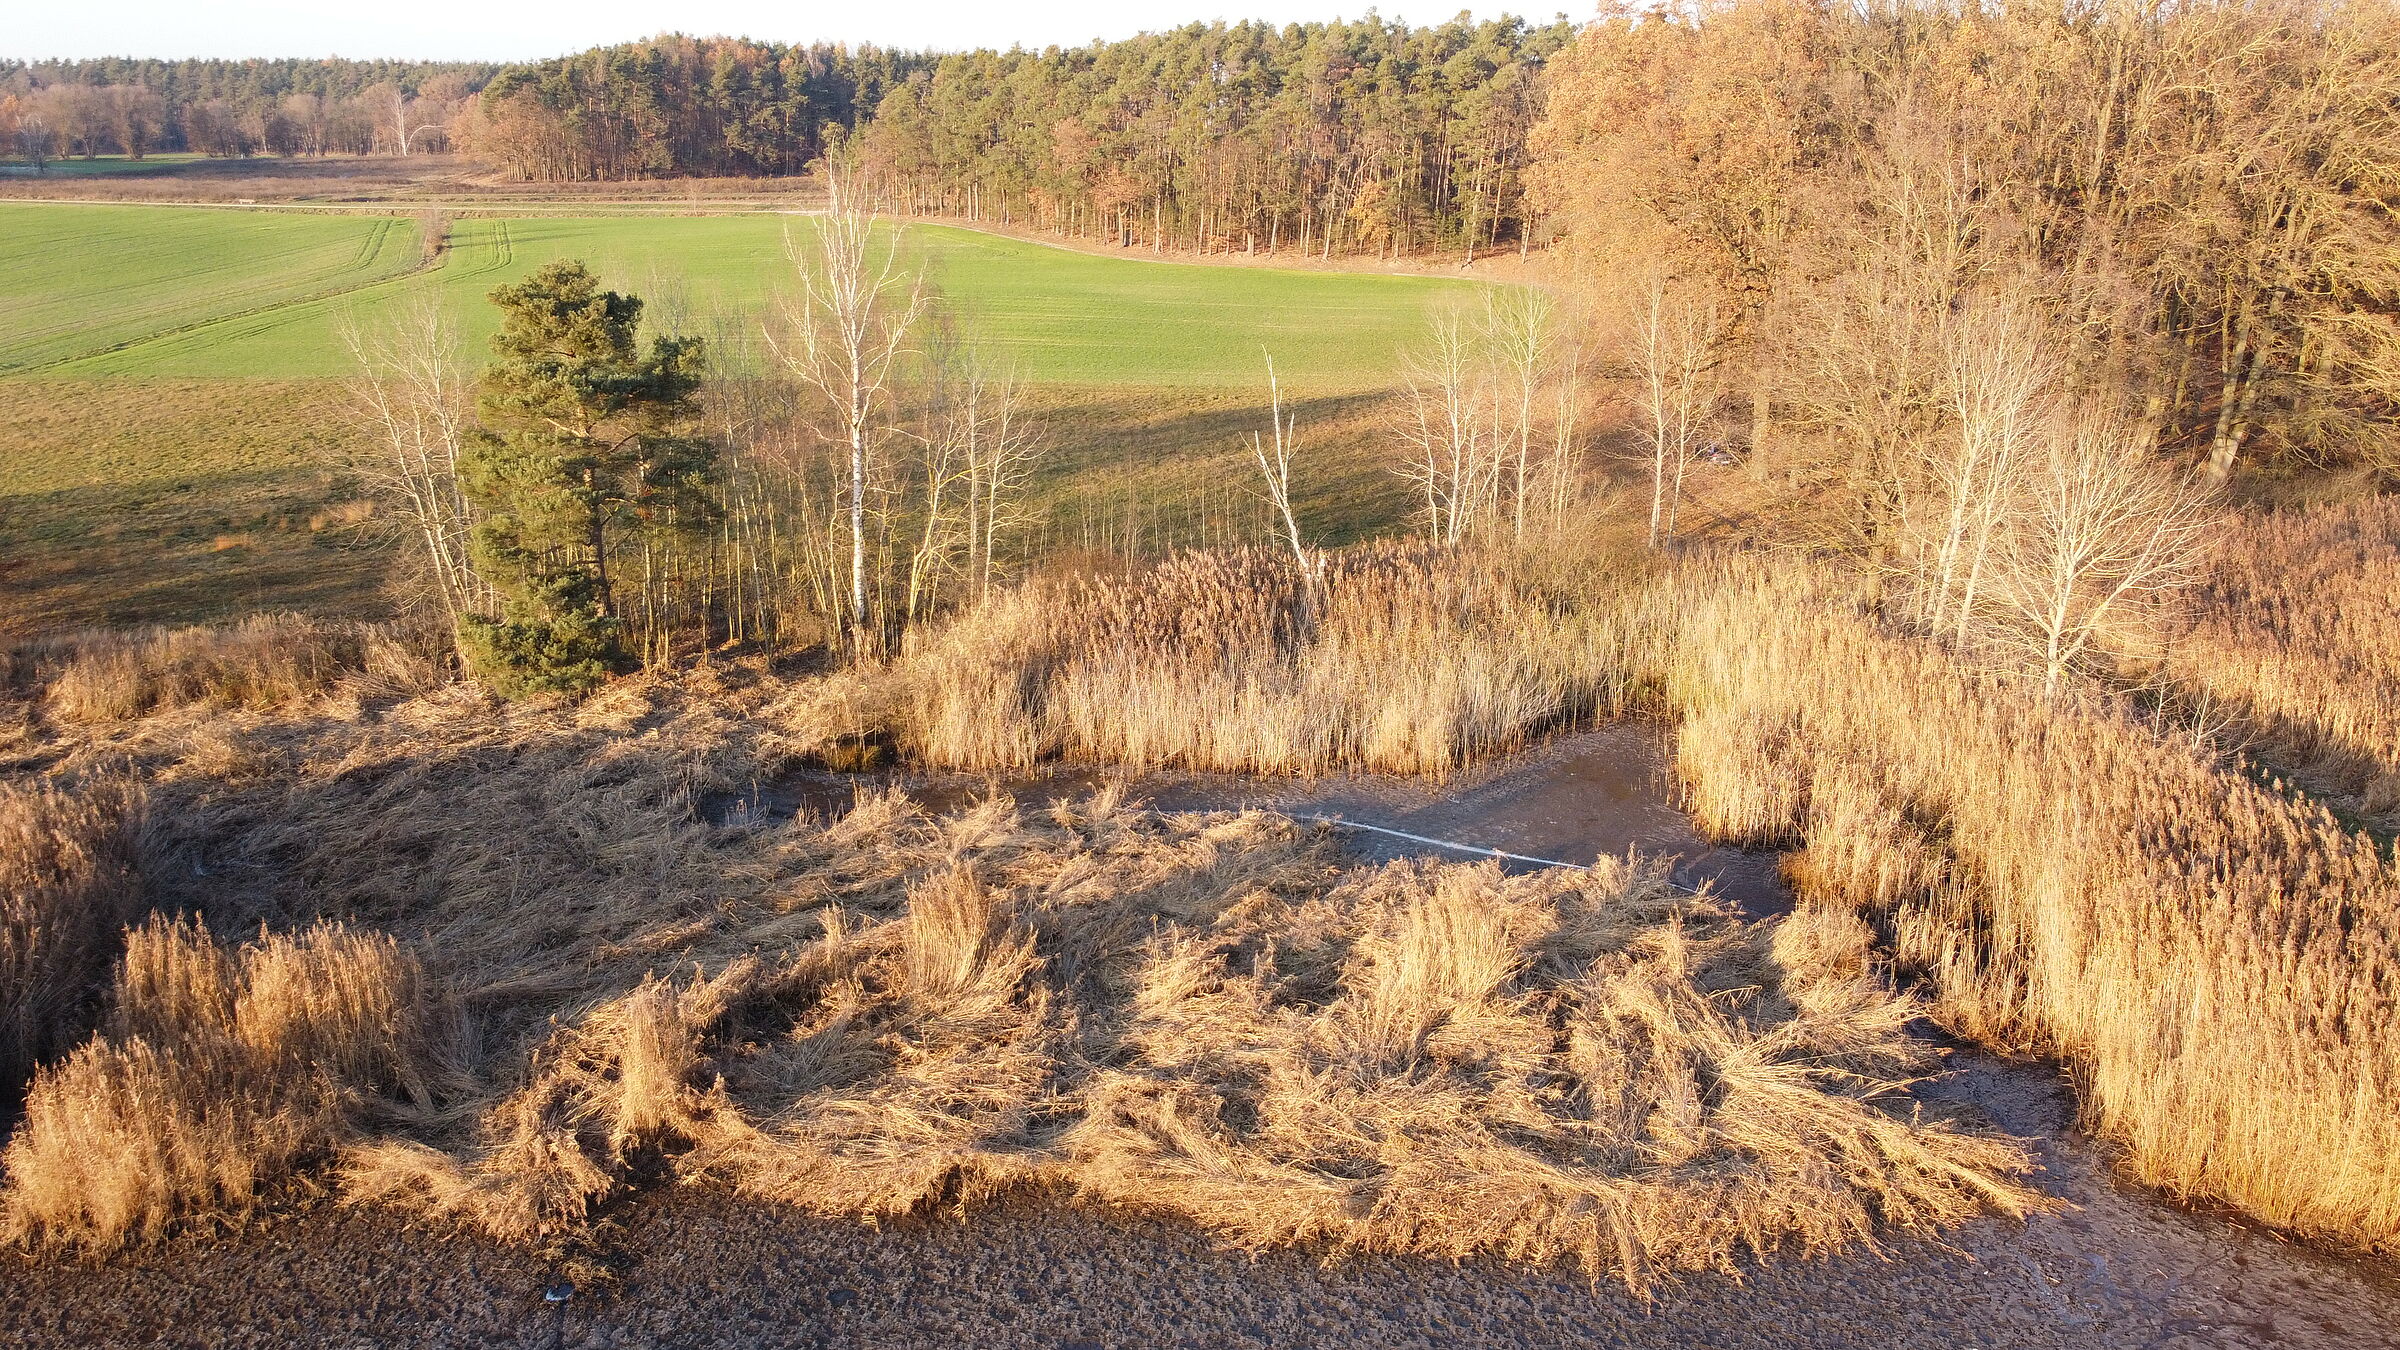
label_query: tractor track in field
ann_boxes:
[7,215,437,377]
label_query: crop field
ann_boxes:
[2,204,1476,387]
[0,202,1472,632]
[0,206,422,373]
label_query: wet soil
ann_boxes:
[709,724,1792,917]
[11,729,2400,1348]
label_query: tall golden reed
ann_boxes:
[1664,553,2400,1251]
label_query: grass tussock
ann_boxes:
[0,778,146,1098]
[41,614,445,724]
[1665,554,2400,1252]
[334,791,2032,1288]
[1,916,449,1248]
[2164,498,2400,824]
[893,545,1640,776]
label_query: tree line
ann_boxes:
[453,19,1574,259]
[1532,0,2400,493]
[843,17,1575,260]
[10,20,1575,261]
[0,58,497,162]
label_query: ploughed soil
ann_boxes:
[6,728,2398,1349]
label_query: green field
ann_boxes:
[0,202,1467,632]
[0,152,214,178]
[0,206,423,372]
[2,204,1474,387]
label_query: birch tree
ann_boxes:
[1397,311,1495,545]
[340,295,487,622]
[1626,276,1720,549]
[1993,417,2215,696]
[770,173,928,645]
[1249,354,1316,586]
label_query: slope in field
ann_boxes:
[0,205,424,373]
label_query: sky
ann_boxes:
[10,1,1564,62]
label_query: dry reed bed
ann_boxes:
[25,614,446,725]
[893,546,1642,776]
[328,799,2037,1292]
[4,917,452,1247]
[0,663,2035,1288]
[2163,499,2400,824]
[1664,555,2400,1252]
[0,779,146,1098]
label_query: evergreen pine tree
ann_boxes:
[458,260,717,698]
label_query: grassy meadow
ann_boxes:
[0,202,1473,632]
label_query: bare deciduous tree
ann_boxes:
[1625,276,1721,549]
[1484,287,1555,541]
[1397,311,1495,546]
[1994,416,2216,696]
[769,171,929,644]
[1927,296,2053,645]
[902,333,1042,622]
[1249,354,1316,588]
[339,295,488,622]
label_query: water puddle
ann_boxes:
[706,723,1792,918]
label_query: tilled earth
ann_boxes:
[9,729,2399,1348]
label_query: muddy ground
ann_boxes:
[6,728,2397,1348]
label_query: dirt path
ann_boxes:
[9,729,2398,1348]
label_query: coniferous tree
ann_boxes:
[458,261,717,697]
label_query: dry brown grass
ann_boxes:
[40,614,446,724]
[0,654,2035,1284]
[2,916,449,1247]
[892,545,1644,776]
[31,516,2399,1272]
[337,789,2033,1290]
[1661,552,2400,1252]
[2162,498,2400,825]
[0,779,146,1097]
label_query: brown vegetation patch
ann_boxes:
[894,546,1647,775]
[1665,553,2400,1253]
[2164,497,2400,827]
[0,654,2034,1287]
[0,778,145,1096]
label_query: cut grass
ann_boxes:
[0,201,1477,632]
[0,154,214,179]
[2,204,1481,387]
[0,380,389,633]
